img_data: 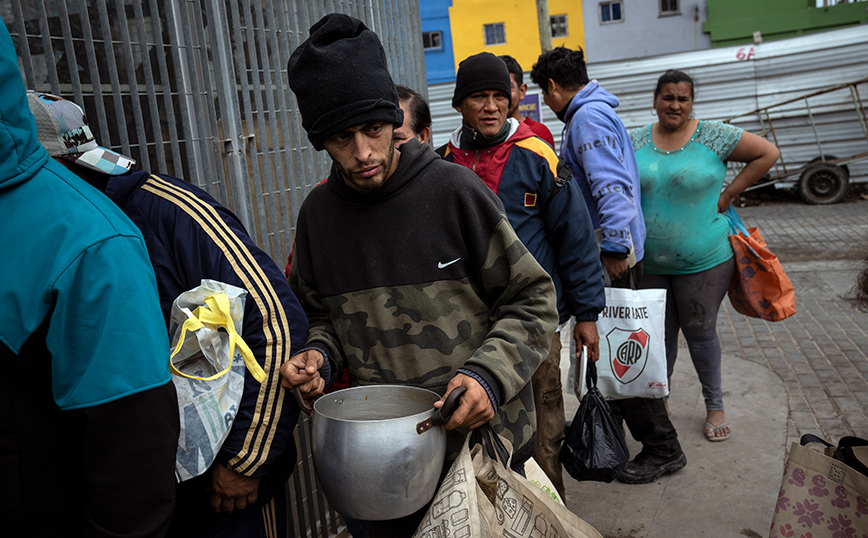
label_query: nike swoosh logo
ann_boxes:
[438,258,461,269]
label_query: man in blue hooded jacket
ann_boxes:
[0,17,179,537]
[532,46,686,484]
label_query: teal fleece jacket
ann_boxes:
[0,17,179,537]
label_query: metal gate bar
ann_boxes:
[3,1,425,536]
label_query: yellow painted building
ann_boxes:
[449,0,585,73]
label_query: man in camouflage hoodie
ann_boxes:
[281,13,558,535]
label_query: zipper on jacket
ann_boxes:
[471,150,481,173]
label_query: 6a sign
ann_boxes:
[736,47,756,61]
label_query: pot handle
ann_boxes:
[416,386,466,434]
[292,385,314,416]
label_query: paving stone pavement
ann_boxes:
[735,197,868,263]
[720,198,868,448]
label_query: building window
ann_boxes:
[599,2,623,24]
[660,0,680,16]
[422,31,442,50]
[550,14,568,38]
[484,23,506,46]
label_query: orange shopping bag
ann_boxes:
[724,207,796,321]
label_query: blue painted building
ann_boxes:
[421,0,456,84]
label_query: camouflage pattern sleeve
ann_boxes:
[466,216,558,403]
[287,258,343,371]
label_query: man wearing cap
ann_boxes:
[281,13,557,536]
[0,18,179,537]
[283,83,431,280]
[28,91,313,538]
[441,51,605,498]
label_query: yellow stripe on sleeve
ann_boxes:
[515,137,559,178]
[142,176,289,475]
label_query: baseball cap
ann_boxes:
[27,91,135,175]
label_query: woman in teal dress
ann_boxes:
[630,70,779,442]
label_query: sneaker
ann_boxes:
[616,451,687,484]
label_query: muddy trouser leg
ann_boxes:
[656,259,735,411]
[531,332,566,498]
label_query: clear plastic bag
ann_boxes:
[169,279,264,481]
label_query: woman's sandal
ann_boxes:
[704,421,731,442]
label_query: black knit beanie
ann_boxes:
[452,52,512,109]
[287,13,403,150]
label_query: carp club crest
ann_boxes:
[604,327,650,384]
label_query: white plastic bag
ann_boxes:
[169,279,264,481]
[524,456,565,506]
[596,287,669,400]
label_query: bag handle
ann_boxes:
[836,436,868,478]
[723,206,749,236]
[800,433,834,448]
[170,293,266,383]
[585,357,598,392]
[801,434,868,478]
[470,424,512,470]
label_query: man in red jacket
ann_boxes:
[443,51,604,499]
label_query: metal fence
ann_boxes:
[4,0,425,262]
[2,1,426,536]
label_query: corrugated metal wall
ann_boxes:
[3,1,425,536]
[430,25,868,185]
[4,0,426,266]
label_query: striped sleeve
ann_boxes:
[141,175,308,477]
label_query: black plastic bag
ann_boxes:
[560,359,629,482]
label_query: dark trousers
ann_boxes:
[609,397,681,457]
[607,260,682,458]
[167,472,288,538]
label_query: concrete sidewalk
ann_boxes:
[560,342,788,538]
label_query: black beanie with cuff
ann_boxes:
[287,13,403,151]
[451,52,512,109]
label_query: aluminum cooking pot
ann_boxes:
[294,384,464,521]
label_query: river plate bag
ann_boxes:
[596,287,669,400]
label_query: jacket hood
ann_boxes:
[326,138,440,205]
[564,81,619,123]
[0,23,49,190]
